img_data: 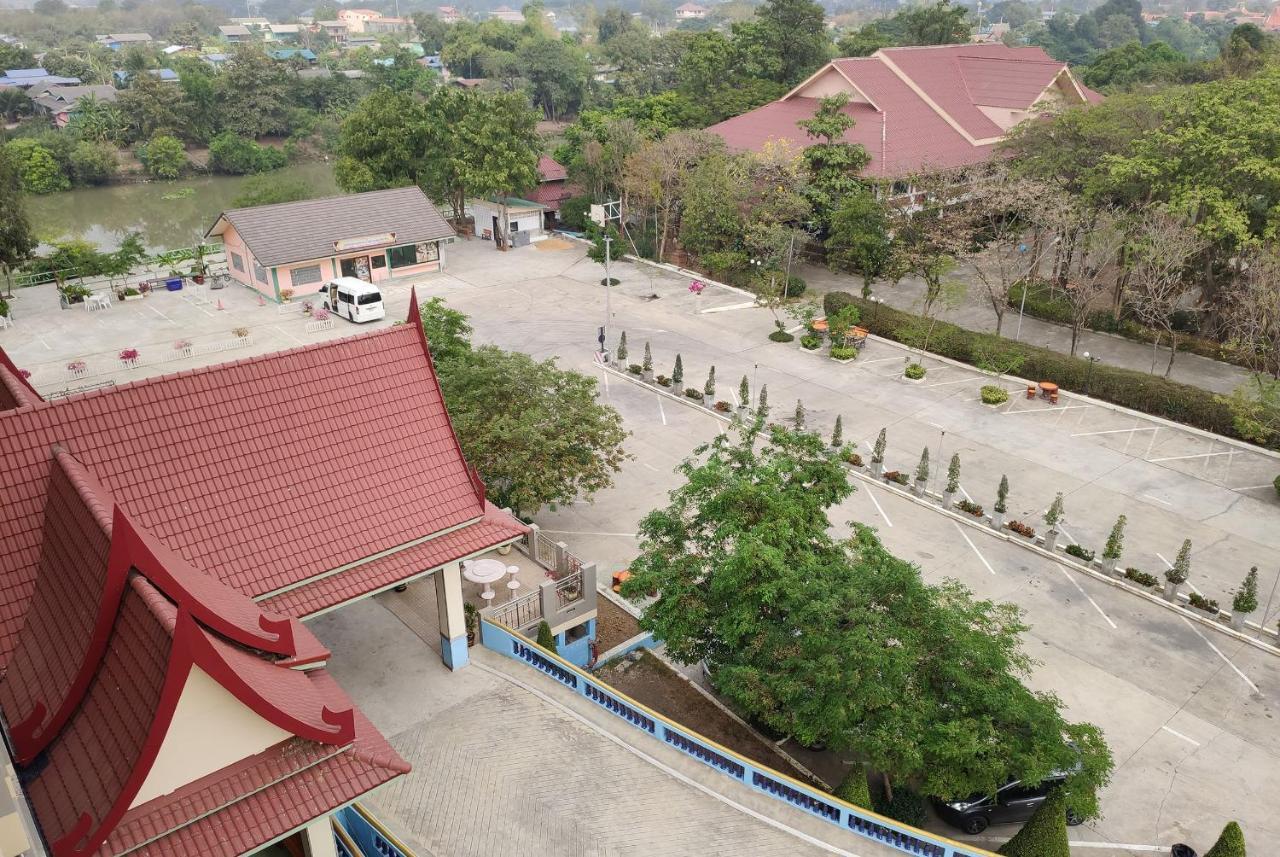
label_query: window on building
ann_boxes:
[253,261,267,283]
[371,255,386,269]
[230,252,245,272]
[565,622,589,644]
[388,241,439,269]
[291,264,322,286]
[510,220,520,232]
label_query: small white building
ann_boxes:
[676,2,708,20]
[468,198,546,249]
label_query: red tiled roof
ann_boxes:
[260,502,527,616]
[708,44,1094,178]
[0,349,41,410]
[526,180,578,211]
[538,154,567,182]
[0,294,517,664]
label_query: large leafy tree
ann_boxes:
[754,0,832,85]
[335,89,429,193]
[825,187,892,292]
[516,35,591,120]
[797,93,870,227]
[213,46,292,138]
[419,300,629,516]
[0,148,36,277]
[624,418,1111,814]
[117,71,187,142]
[460,91,541,248]
[891,0,971,46]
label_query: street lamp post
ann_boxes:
[1015,236,1061,342]
[1082,351,1100,396]
[603,233,613,360]
[869,295,884,328]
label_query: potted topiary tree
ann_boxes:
[1043,492,1065,552]
[1102,514,1126,575]
[1164,538,1191,603]
[1231,566,1259,630]
[871,428,887,477]
[672,354,684,389]
[757,384,769,418]
[1202,821,1246,857]
[615,331,628,366]
[738,376,750,417]
[464,602,479,646]
[794,399,806,430]
[992,474,1009,530]
[943,453,960,509]
[704,365,716,407]
[536,620,558,654]
[914,447,930,497]
[831,414,844,450]
[642,342,654,382]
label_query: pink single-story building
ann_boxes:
[204,186,456,300]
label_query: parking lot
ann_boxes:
[4,236,1279,854]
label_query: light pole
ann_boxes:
[603,232,613,360]
[1082,351,1100,396]
[869,295,884,329]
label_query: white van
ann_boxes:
[320,277,385,323]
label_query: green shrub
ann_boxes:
[769,329,795,343]
[830,346,858,360]
[1233,567,1259,614]
[209,132,287,175]
[847,296,1271,449]
[536,621,557,653]
[0,297,8,317]
[1274,474,1280,499]
[1203,821,1246,857]
[68,141,117,186]
[136,134,186,180]
[833,764,871,808]
[801,334,821,350]
[559,195,591,231]
[1124,567,1159,588]
[1065,544,1095,562]
[955,499,984,517]
[997,788,1069,857]
[7,138,69,194]
[685,387,704,401]
[883,470,909,486]
[842,449,863,467]
[823,290,857,318]
[904,363,926,380]
[1188,592,1219,613]
[783,274,807,297]
[873,788,927,827]
[981,385,1009,404]
[628,363,642,374]
[1007,280,1074,326]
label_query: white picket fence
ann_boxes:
[304,319,335,334]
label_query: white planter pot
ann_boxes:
[497,544,512,556]
[871,461,883,477]
[1102,557,1118,574]
[913,480,926,497]
[642,369,654,383]
[1230,610,1249,630]
[941,491,954,509]
[989,511,1004,530]
[1043,530,1059,552]
[1163,581,1179,603]
[123,294,144,302]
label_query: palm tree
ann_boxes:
[0,88,31,123]
[69,95,125,144]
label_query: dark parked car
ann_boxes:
[932,775,1083,834]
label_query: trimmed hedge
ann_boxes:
[1204,821,1246,857]
[997,788,1070,857]
[825,292,1277,450]
[872,787,927,827]
[833,763,872,808]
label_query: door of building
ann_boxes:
[340,255,371,281]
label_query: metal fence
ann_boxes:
[555,575,584,608]
[488,589,542,631]
[481,618,996,857]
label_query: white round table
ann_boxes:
[463,558,509,600]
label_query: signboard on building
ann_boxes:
[334,233,396,253]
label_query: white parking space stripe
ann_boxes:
[953,523,995,575]
[1149,451,1239,463]
[273,325,303,345]
[923,377,975,387]
[1055,566,1117,629]
[1001,405,1091,415]
[1160,725,1201,747]
[1142,494,1174,506]
[972,838,1168,852]
[657,398,667,426]
[1179,616,1261,695]
[1070,427,1158,437]
[866,489,893,528]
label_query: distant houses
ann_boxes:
[94,32,152,50]
[218,24,254,43]
[676,2,709,20]
[490,5,524,23]
[0,67,79,88]
[28,83,117,128]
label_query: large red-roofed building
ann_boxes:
[0,294,526,856]
[707,44,1102,180]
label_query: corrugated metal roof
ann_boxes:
[209,186,455,268]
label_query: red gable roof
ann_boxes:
[0,294,527,855]
[708,44,1093,178]
[0,295,524,662]
[538,154,567,183]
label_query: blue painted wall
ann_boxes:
[555,618,595,668]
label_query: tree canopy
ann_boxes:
[624,418,1112,812]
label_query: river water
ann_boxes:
[24,161,339,253]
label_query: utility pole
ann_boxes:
[603,232,613,360]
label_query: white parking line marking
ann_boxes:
[857,356,902,365]
[1160,725,1201,747]
[1235,483,1278,491]
[1180,616,1261,695]
[953,523,995,575]
[699,301,758,314]
[1055,565,1117,629]
[1143,427,1160,458]
[958,484,972,502]
[657,398,667,426]
[922,376,974,387]
[274,325,303,345]
[972,839,1168,852]
[866,489,893,528]
[1070,427,1158,437]
[642,462,660,472]
[1142,494,1174,506]
[1149,451,1239,463]
[1001,405,1091,415]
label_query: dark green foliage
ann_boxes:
[833,764,871,807]
[850,296,1269,448]
[559,195,592,231]
[769,329,795,343]
[955,499,985,517]
[1203,821,1246,857]
[904,363,926,380]
[1235,567,1259,614]
[997,788,1070,857]
[536,621,557,653]
[1065,544,1095,562]
[1124,567,1159,587]
[873,788,927,827]
[823,290,857,318]
[981,385,1010,405]
[208,132,287,175]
